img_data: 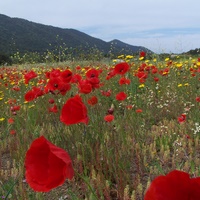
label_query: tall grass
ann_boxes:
[0,55,200,199]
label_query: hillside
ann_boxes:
[0,14,152,56]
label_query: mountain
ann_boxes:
[0,14,152,56]
[185,48,200,55]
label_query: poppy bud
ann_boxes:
[12,112,17,115]
[48,98,55,104]
[107,104,114,114]
[108,108,114,114]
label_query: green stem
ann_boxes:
[76,173,98,199]
[4,179,18,200]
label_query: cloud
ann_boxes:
[0,0,200,53]
[122,33,200,53]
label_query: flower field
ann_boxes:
[0,54,200,199]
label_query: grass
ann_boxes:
[0,54,200,199]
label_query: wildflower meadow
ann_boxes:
[0,53,200,199]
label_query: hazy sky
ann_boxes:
[1,0,200,53]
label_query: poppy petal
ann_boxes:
[144,170,190,200]
[25,136,74,192]
[60,95,89,125]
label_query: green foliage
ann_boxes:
[186,48,200,55]
[0,55,200,199]
[0,53,12,65]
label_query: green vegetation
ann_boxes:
[0,54,200,199]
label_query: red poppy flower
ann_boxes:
[85,68,100,87]
[8,99,17,105]
[12,86,20,91]
[191,73,196,77]
[71,74,82,84]
[106,69,116,80]
[126,105,133,110]
[8,118,14,124]
[151,68,158,74]
[59,82,71,96]
[78,80,92,94]
[145,66,151,71]
[60,95,89,125]
[10,105,20,112]
[161,68,170,76]
[87,96,98,106]
[48,98,55,104]
[186,134,190,139]
[48,105,58,113]
[139,51,146,58]
[190,177,200,199]
[24,86,44,102]
[167,61,173,66]
[135,71,148,79]
[144,170,200,200]
[114,62,130,75]
[45,77,62,92]
[86,68,99,79]
[76,65,81,70]
[25,136,74,192]
[45,77,71,95]
[119,77,131,85]
[116,91,127,101]
[136,109,142,113]
[10,129,16,135]
[153,77,159,82]
[104,114,114,122]
[49,68,61,78]
[101,89,111,97]
[87,77,100,89]
[60,69,72,83]
[24,70,37,84]
[178,114,186,123]
[196,97,200,102]
[25,90,37,102]
[45,71,51,79]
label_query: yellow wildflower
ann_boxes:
[139,57,144,61]
[126,55,133,59]
[192,59,196,63]
[10,81,15,85]
[139,84,145,88]
[176,63,182,68]
[118,55,124,59]
[162,72,168,75]
[28,105,35,109]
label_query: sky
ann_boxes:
[1,0,200,53]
